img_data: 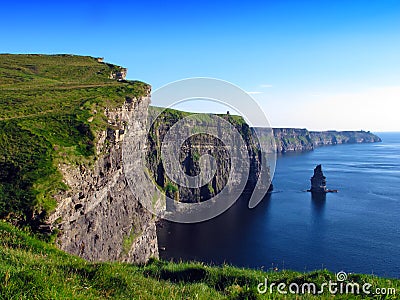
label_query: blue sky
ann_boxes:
[2,0,400,131]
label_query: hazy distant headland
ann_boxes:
[256,127,381,153]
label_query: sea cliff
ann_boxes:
[0,54,381,265]
[0,54,159,263]
[310,130,381,146]
[48,95,160,263]
[255,127,381,153]
[146,107,269,203]
[0,54,273,263]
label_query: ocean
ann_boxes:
[157,132,400,278]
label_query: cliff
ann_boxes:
[272,128,314,152]
[145,113,380,197]
[49,96,159,263]
[310,130,381,146]
[0,54,380,265]
[146,107,269,203]
[0,54,159,263]
[0,54,273,264]
[255,127,381,153]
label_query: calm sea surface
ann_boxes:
[157,132,400,278]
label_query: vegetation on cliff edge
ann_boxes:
[0,54,149,224]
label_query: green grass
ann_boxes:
[122,228,142,256]
[0,54,149,223]
[0,54,121,88]
[0,221,398,299]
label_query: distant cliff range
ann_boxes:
[255,128,381,153]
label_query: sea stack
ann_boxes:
[309,164,327,193]
[308,165,338,193]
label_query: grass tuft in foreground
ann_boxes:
[0,221,398,299]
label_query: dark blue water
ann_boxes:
[157,132,400,278]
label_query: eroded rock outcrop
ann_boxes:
[108,66,127,80]
[49,95,159,263]
[308,164,337,193]
[309,165,327,193]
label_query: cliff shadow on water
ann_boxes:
[157,190,273,265]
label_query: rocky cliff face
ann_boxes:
[255,127,381,153]
[47,103,274,264]
[272,128,314,152]
[46,100,379,264]
[146,108,269,203]
[310,130,381,146]
[49,95,159,264]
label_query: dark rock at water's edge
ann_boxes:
[307,164,338,193]
[308,165,327,193]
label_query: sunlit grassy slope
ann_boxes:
[0,54,149,222]
[1,221,398,299]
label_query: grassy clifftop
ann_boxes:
[1,221,398,299]
[0,54,149,224]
